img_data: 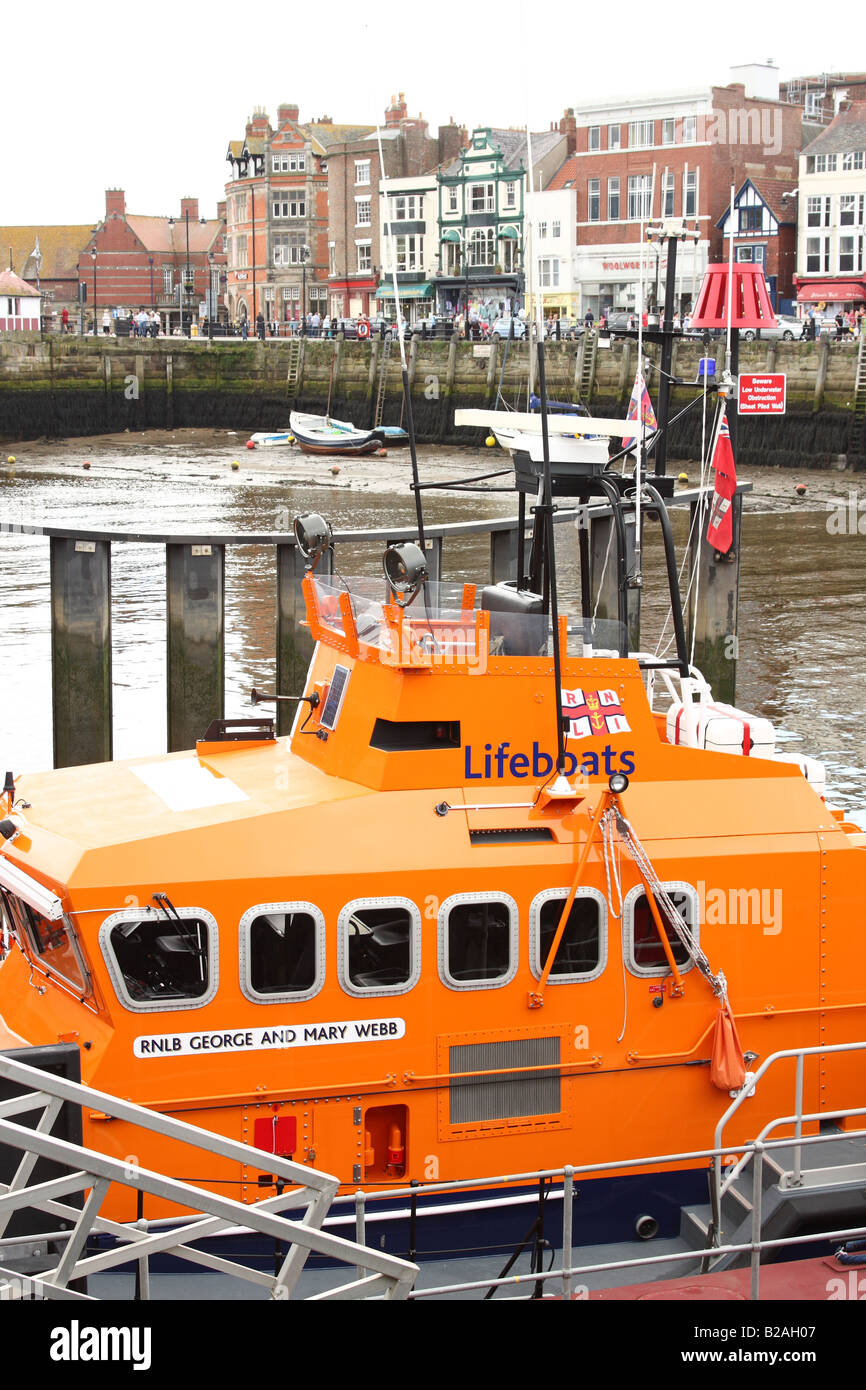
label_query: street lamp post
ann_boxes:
[148,256,154,308]
[91,247,97,335]
[301,244,310,333]
[207,251,214,340]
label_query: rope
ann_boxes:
[602,804,728,1005]
[602,809,630,1043]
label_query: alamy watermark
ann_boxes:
[706,108,782,158]
[826,491,866,536]
[697,880,782,936]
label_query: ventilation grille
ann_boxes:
[449,1036,561,1124]
[469,827,554,845]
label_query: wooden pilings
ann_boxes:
[166,543,225,751]
[587,511,641,653]
[688,490,742,704]
[50,537,112,768]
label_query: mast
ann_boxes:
[376,125,427,552]
[525,124,567,782]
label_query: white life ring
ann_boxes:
[357,321,370,339]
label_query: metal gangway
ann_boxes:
[0,1052,417,1300]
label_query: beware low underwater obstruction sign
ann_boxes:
[737,373,786,415]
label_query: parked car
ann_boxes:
[605,311,638,332]
[544,318,584,341]
[742,314,805,342]
[489,316,526,341]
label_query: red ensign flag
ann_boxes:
[706,412,738,554]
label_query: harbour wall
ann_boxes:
[0,333,863,468]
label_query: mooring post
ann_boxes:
[438,333,458,442]
[490,522,526,584]
[588,509,641,651]
[50,537,112,767]
[425,534,443,586]
[688,489,742,703]
[166,543,224,751]
[275,543,333,737]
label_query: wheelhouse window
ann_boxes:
[338,898,421,997]
[530,888,606,982]
[99,907,218,1011]
[624,883,698,977]
[439,893,518,990]
[0,887,90,996]
[240,903,324,1003]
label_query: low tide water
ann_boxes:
[1,428,864,821]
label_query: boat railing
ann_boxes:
[3,1043,865,1300]
[711,1039,866,1247]
[345,1119,866,1301]
[0,1050,417,1301]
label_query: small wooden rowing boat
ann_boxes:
[289,412,406,456]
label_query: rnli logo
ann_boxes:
[562,688,631,739]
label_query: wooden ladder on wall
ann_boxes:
[373,334,392,428]
[577,328,599,407]
[286,338,303,395]
[850,333,866,459]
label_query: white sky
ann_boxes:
[2,0,861,226]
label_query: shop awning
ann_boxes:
[441,229,461,243]
[498,226,518,239]
[796,280,866,303]
[377,282,433,299]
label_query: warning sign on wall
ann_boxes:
[737,374,786,415]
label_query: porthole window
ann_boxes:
[338,898,421,998]
[624,882,698,977]
[438,892,518,991]
[529,887,607,982]
[99,907,218,1013]
[240,902,325,1004]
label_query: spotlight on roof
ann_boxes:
[293,513,333,570]
[383,542,428,607]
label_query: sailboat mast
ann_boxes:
[525,124,566,778]
[376,125,427,552]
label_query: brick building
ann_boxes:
[225,105,374,329]
[77,190,226,331]
[0,225,92,327]
[547,67,806,319]
[327,94,465,320]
